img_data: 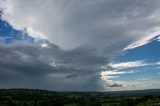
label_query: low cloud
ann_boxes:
[109,83,123,87]
[0,40,107,91]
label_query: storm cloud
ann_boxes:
[0,0,160,91]
[0,40,111,91]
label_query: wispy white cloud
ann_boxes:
[124,31,160,50]
[109,60,148,69]
[158,36,160,41]
[100,70,135,80]
[156,61,160,65]
[100,70,137,89]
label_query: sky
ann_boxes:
[0,0,160,91]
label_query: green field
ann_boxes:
[0,89,160,106]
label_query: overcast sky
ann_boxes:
[0,0,160,91]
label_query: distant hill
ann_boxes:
[105,89,160,96]
[0,88,160,96]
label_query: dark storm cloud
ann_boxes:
[109,84,123,88]
[0,40,111,91]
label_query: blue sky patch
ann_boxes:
[0,19,35,44]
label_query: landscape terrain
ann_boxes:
[0,89,160,106]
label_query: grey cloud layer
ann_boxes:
[1,0,160,90]
[0,41,111,91]
[1,0,160,49]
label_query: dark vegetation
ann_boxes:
[0,89,160,106]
